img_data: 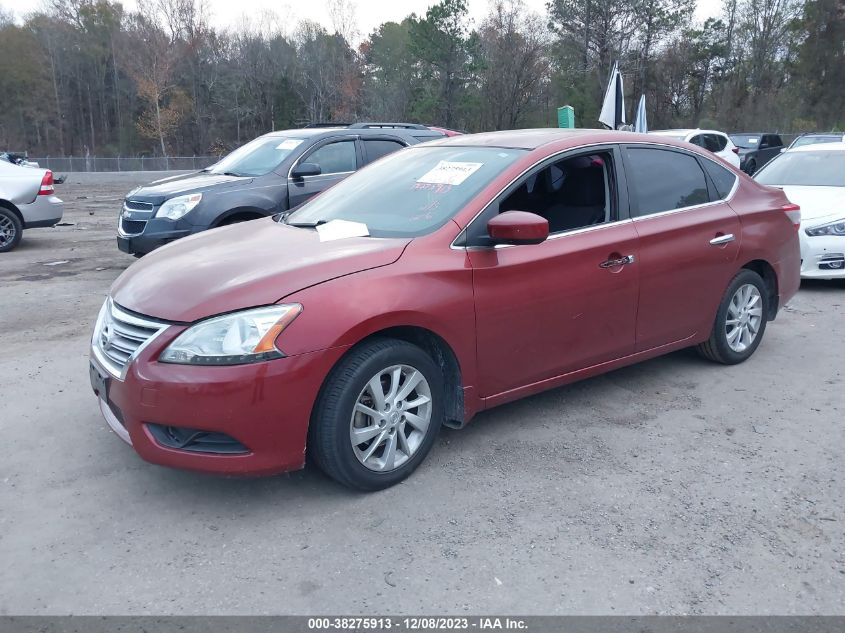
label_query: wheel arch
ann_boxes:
[0,199,24,224]
[319,325,466,429]
[741,259,778,320]
[212,207,268,227]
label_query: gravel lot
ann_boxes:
[1,172,843,615]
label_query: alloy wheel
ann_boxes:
[725,283,763,353]
[350,364,432,472]
[0,214,16,247]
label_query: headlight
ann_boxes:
[160,304,302,365]
[156,193,202,220]
[805,219,845,237]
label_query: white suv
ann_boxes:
[649,129,741,168]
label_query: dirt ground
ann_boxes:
[1,172,843,615]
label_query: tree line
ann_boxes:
[0,0,842,158]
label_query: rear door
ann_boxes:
[361,137,409,165]
[288,136,361,208]
[622,144,742,351]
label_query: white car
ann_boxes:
[754,143,845,279]
[0,159,63,252]
[650,129,741,168]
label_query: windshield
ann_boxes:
[207,136,304,177]
[730,135,761,148]
[755,151,845,187]
[791,135,841,148]
[284,146,527,237]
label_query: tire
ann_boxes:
[697,269,768,365]
[309,338,444,491]
[0,207,23,253]
[745,159,757,176]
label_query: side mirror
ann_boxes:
[291,162,321,179]
[487,211,549,246]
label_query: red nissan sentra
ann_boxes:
[90,129,801,490]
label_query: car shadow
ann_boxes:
[127,347,706,506]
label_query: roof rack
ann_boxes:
[348,122,431,130]
[303,122,352,128]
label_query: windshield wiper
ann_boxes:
[285,218,328,228]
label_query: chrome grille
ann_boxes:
[125,200,154,211]
[119,217,147,235]
[92,299,169,379]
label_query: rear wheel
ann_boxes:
[0,207,22,253]
[309,338,443,491]
[697,269,768,364]
[745,159,757,176]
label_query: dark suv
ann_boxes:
[729,133,784,175]
[117,123,444,255]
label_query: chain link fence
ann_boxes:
[29,156,218,172]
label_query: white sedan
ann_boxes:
[0,159,63,252]
[650,129,741,168]
[754,144,845,279]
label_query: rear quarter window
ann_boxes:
[701,158,738,200]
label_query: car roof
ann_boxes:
[789,143,845,153]
[423,128,630,150]
[651,129,727,136]
[261,127,443,140]
[731,132,778,135]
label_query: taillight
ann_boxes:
[782,203,801,229]
[39,170,54,196]
[732,147,739,154]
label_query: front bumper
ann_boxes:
[90,326,350,476]
[19,195,63,228]
[799,232,845,279]
[117,226,192,255]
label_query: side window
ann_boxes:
[707,134,727,152]
[478,150,615,240]
[305,140,357,175]
[363,139,406,164]
[770,135,783,148]
[701,158,738,200]
[626,147,709,216]
[689,135,706,148]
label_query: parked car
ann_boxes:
[0,159,63,252]
[754,143,845,279]
[786,132,845,150]
[729,133,783,175]
[650,129,741,168]
[117,123,445,256]
[91,129,800,490]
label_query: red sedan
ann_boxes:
[90,129,801,490]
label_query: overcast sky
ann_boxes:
[4,0,724,39]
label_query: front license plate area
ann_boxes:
[89,361,111,399]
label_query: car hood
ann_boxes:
[780,186,845,225]
[111,218,411,322]
[128,172,251,204]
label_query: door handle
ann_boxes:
[599,254,635,269]
[709,233,735,246]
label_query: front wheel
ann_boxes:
[697,269,768,364]
[309,338,444,491]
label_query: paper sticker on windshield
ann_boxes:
[277,139,303,150]
[417,161,482,186]
[747,137,759,144]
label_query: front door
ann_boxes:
[467,146,640,398]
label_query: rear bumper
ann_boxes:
[19,195,63,228]
[90,330,350,476]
